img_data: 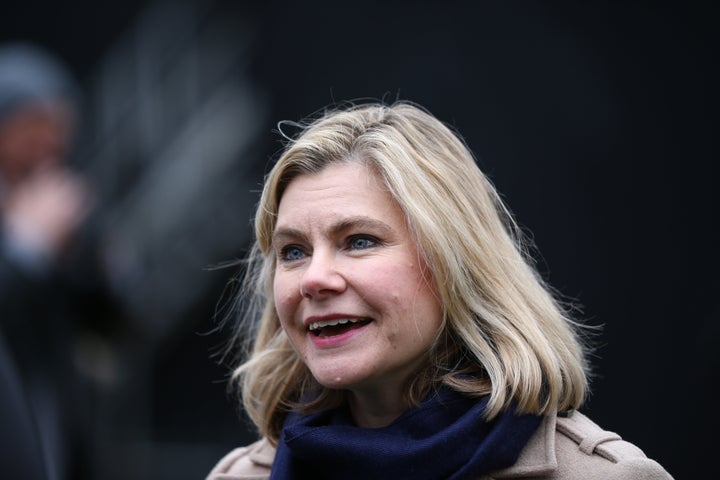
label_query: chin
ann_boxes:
[313,374,353,390]
[310,368,363,391]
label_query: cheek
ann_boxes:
[368,263,436,316]
[273,273,299,321]
[398,265,443,334]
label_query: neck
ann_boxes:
[348,387,408,428]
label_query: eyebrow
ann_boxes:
[272,216,395,247]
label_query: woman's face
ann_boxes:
[273,161,443,399]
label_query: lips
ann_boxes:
[307,317,372,337]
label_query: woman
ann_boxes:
[208,102,672,479]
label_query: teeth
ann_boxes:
[309,318,363,331]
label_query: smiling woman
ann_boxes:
[273,162,443,428]
[207,102,673,479]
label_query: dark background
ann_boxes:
[2,0,717,478]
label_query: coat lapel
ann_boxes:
[490,412,558,478]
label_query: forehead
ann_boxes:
[275,162,404,229]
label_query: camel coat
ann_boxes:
[206,410,673,479]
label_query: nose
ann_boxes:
[300,250,346,299]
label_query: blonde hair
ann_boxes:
[230,101,589,444]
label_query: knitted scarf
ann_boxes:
[269,388,542,479]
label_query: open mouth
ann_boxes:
[308,318,372,337]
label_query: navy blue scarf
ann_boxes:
[269,388,542,480]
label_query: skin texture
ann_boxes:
[273,162,443,428]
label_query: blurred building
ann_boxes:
[60,1,267,478]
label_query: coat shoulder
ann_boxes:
[552,411,673,480]
[206,438,274,480]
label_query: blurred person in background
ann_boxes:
[0,42,120,480]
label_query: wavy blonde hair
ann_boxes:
[230,101,589,444]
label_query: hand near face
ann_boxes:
[2,167,90,262]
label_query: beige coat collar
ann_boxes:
[491,411,558,478]
[248,437,275,468]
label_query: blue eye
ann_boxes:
[349,236,378,250]
[280,245,305,262]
